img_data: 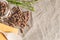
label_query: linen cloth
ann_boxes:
[23,0,60,40]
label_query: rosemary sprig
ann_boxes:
[6,0,38,11]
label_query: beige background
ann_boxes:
[23,0,60,40]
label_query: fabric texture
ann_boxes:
[23,0,60,40]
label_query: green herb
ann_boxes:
[6,0,38,11]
